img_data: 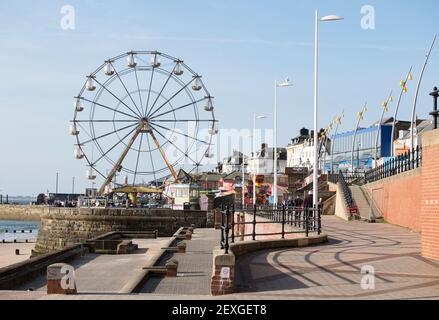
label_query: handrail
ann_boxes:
[365,146,422,184]
[220,204,322,254]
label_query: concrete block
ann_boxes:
[47,263,77,295]
[166,259,178,277]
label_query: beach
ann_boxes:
[0,242,35,268]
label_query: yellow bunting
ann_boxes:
[400,80,405,87]
[408,73,414,81]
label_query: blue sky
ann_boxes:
[0,0,438,196]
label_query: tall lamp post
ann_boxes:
[274,78,293,206]
[252,113,268,206]
[410,36,437,150]
[313,11,343,207]
[55,172,59,194]
[390,67,413,157]
[351,103,368,172]
[330,111,345,173]
[374,92,393,164]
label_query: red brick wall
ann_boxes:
[366,170,422,232]
[421,130,439,261]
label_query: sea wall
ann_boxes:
[0,205,47,221]
[34,207,212,254]
[364,168,422,232]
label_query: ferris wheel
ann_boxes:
[70,50,218,195]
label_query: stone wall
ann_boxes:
[0,205,48,221]
[34,207,210,254]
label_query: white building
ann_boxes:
[219,150,247,174]
[248,143,287,175]
[286,128,330,171]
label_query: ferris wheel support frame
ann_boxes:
[97,119,180,195]
[98,122,144,195]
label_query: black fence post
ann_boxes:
[224,207,230,254]
[231,204,235,244]
[317,204,322,235]
[252,204,257,241]
[220,205,225,250]
[305,207,309,237]
[281,204,286,239]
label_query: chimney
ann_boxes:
[261,143,268,157]
[300,128,309,137]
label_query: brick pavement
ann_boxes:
[234,216,439,300]
[1,216,439,300]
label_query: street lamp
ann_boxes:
[330,111,345,173]
[374,92,393,164]
[351,103,368,172]
[252,113,268,206]
[313,11,343,207]
[274,78,293,207]
[391,67,413,157]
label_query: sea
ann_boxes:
[0,220,40,242]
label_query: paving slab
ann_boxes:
[235,216,439,300]
[140,228,219,295]
[14,238,172,293]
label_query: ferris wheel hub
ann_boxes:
[140,119,152,133]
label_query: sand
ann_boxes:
[0,242,35,269]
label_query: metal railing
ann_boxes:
[220,204,322,254]
[365,146,422,184]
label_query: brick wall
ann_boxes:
[421,129,439,261]
[364,128,439,262]
[365,169,422,232]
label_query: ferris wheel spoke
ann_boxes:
[150,122,209,144]
[143,66,156,118]
[132,132,145,185]
[109,62,144,117]
[73,120,138,123]
[91,125,138,167]
[146,64,178,118]
[93,77,142,119]
[151,119,218,123]
[150,97,208,120]
[145,133,158,186]
[80,97,139,120]
[81,123,139,145]
[76,122,94,141]
[148,79,193,119]
[134,68,145,115]
[150,126,198,165]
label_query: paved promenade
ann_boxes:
[15,238,173,293]
[1,216,438,300]
[140,228,219,295]
[235,216,439,300]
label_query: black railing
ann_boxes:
[220,204,322,254]
[329,172,355,209]
[365,146,422,184]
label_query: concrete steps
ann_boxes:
[349,186,383,222]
